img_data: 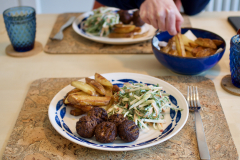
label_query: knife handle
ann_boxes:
[195,111,210,160]
[61,16,75,30]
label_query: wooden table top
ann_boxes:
[0,11,240,158]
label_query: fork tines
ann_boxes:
[187,86,201,111]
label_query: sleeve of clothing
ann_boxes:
[181,0,210,16]
[96,0,145,10]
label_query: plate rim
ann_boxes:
[48,72,189,151]
[71,8,156,45]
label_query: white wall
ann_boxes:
[0,0,94,14]
[0,0,20,13]
[35,0,94,14]
[205,0,240,11]
[1,0,240,14]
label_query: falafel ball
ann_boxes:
[118,120,139,142]
[87,107,108,124]
[76,116,97,138]
[132,10,145,27]
[95,122,117,143]
[118,10,132,24]
[108,113,128,127]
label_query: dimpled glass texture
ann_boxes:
[3,6,36,52]
[230,35,240,88]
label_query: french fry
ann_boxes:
[64,91,89,104]
[105,86,113,97]
[68,94,111,106]
[195,48,216,57]
[189,46,202,57]
[66,88,81,96]
[168,49,178,56]
[70,108,85,116]
[112,85,120,93]
[95,73,113,88]
[72,104,93,112]
[64,97,70,104]
[105,97,114,111]
[71,81,96,96]
[63,88,81,104]
[184,45,194,52]
[174,33,186,57]
[100,96,115,111]
[189,42,198,48]
[212,39,224,46]
[85,78,106,95]
[112,94,119,104]
[195,38,217,49]
[161,46,171,53]
[132,27,141,33]
[113,25,136,33]
[72,92,90,96]
[133,31,149,39]
[161,38,174,53]
[113,23,123,28]
[108,32,132,38]
[181,34,195,46]
[186,51,194,57]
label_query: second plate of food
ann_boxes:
[72,7,156,44]
[48,72,189,151]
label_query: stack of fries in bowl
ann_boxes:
[151,28,226,75]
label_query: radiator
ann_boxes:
[205,0,240,11]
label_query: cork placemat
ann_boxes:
[3,76,238,159]
[44,13,192,54]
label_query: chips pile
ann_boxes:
[64,73,119,116]
[160,33,224,58]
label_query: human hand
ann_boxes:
[174,0,182,11]
[139,0,183,35]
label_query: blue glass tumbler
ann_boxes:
[3,6,36,52]
[230,34,240,88]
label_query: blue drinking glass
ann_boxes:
[3,6,36,52]
[230,34,240,88]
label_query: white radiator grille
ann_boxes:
[205,0,240,11]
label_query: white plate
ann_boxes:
[48,73,189,151]
[72,8,156,45]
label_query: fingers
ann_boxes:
[139,0,184,35]
[165,9,176,35]
[174,0,182,11]
[157,11,166,31]
[150,17,159,29]
[139,5,151,24]
[140,2,158,28]
[176,19,182,33]
[175,12,184,33]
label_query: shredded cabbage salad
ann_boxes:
[82,7,119,37]
[107,82,182,131]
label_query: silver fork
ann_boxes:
[187,86,210,160]
[51,16,75,40]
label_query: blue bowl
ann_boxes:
[152,28,226,75]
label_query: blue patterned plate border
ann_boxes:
[48,73,188,151]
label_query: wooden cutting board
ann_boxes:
[2,76,238,160]
[44,13,192,54]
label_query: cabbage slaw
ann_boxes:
[107,82,182,132]
[81,7,119,37]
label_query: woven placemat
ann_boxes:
[2,76,238,160]
[44,13,192,54]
